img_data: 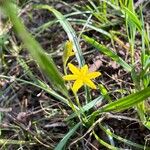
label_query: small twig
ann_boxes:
[0,107,12,112]
[106,112,140,122]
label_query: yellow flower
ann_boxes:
[63,41,75,65]
[65,40,75,57]
[63,63,101,92]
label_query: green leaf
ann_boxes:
[98,84,111,102]
[83,35,132,72]
[99,86,150,113]
[145,120,150,130]
[89,87,150,123]
[54,122,80,150]
[93,131,120,150]
[99,124,145,149]
[123,6,142,32]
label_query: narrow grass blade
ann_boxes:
[96,86,150,114]
[83,35,132,72]
[1,1,68,96]
[66,96,104,120]
[54,122,80,150]
[101,0,121,11]
[70,19,111,38]
[123,7,142,32]
[93,131,120,150]
[34,11,92,35]
[98,84,112,102]
[35,5,85,67]
[99,124,145,149]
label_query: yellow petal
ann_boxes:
[81,65,88,75]
[72,79,83,92]
[68,63,80,75]
[67,41,75,56]
[66,40,73,50]
[63,75,78,80]
[84,78,97,89]
[63,41,74,65]
[69,51,75,56]
[87,72,101,79]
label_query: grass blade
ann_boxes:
[99,124,145,149]
[123,6,142,32]
[93,131,120,150]
[101,87,150,112]
[92,86,150,117]
[66,95,104,120]
[83,35,132,72]
[54,122,80,150]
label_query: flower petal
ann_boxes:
[84,78,97,89]
[81,65,88,74]
[87,72,101,79]
[63,75,78,80]
[68,63,80,75]
[69,51,75,57]
[72,79,83,92]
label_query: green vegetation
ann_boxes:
[0,0,150,149]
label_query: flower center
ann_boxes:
[78,72,87,82]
